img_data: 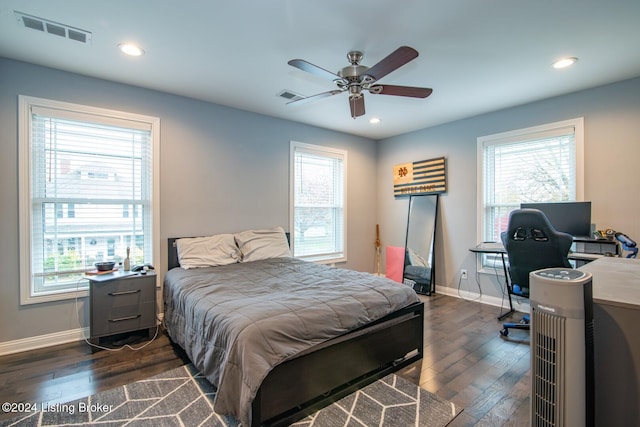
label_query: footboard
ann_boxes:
[252,301,424,426]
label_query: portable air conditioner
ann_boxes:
[529,268,594,427]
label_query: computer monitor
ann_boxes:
[520,201,592,238]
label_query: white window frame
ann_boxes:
[18,95,161,304]
[289,141,347,263]
[476,118,584,272]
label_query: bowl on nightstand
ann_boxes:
[95,261,115,271]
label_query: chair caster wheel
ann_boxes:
[500,328,509,337]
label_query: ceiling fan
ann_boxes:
[287,46,432,119]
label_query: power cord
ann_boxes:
[457,269,483,301]
[494,265,509,315]
[83,323,160,352]
[75,277,160,352]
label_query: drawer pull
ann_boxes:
[109,314,141,322]
[108,289,141,296]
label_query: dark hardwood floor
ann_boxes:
[0,294,530,425]
[397,294,531,426]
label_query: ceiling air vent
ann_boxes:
[278,90,305,102]
[15,11,92,44]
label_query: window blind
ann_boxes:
[481,122,579,243]
[28,109,154,296]
[291,143,346,262]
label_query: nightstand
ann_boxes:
[87,270,157,348]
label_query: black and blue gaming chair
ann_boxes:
[499,208,573,336]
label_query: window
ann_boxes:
[477,118,584,268]
[19,96,160,304]
[290,141,347,263]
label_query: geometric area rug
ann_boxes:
[0,364,462,427]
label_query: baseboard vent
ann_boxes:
[15,11,92,44]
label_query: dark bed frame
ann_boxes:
[166,237,424,427]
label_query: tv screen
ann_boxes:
[520,201,592,238]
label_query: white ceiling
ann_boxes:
[1,0,639,139]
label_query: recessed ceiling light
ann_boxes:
[369,118,381,124]
[552,57,578,69]
[118,43,144,57]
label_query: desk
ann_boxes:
[470,241,609,261]
[469,242,609,320]
[579,258,640,427]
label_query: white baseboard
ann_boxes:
[0,327,90,356]
[435,285,530,314]
[0,313,165,357]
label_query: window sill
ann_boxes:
[21,288,89,306]
[296,255,346,265]
[477,267,506,277]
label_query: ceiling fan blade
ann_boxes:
[349,95,365,119]
[287,90,343,106]
[363,46,419,82]
[288,59,344,82]
[370,85,433,98]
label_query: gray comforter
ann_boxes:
[163,257,419,426]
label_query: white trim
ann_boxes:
[18,95,161,305]
[476,117,585,243]
[475,117,584,271]
[0,312,164,356]
[18,95,33,304]
[436,285,531,314]
[150,113,162,288]
[574,117,585,201]
[476,135,485,247]
[289,141,348,263]
[0,327,89,356]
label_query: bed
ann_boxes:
[163,228,424,426]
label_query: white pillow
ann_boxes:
[176,234,241,269]
[407,247,429,267]
[234,226,291,262]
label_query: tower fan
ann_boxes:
[529,268,594,427]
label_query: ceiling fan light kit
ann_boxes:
[287,46,432,119]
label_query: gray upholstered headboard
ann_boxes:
[167,233,291,270]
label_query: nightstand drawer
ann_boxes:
[91,274,155,302]
[92,301,156,337]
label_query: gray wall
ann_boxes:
[2,56,639,344]
[377,77,640,300]
[0,58,378,342]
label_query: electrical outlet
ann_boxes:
[461,269,468,280]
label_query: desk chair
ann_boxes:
[499,208,573,336]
